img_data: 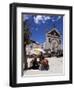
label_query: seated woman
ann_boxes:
[39,56,49,70]
[30,55,39,70]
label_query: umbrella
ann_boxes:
[30,48,45,55]
[34,48,45,53]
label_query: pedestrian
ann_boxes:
[39,56,49,70]
[29,55,39,69]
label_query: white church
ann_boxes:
[43,27,63,54]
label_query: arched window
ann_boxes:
[49,38,51,42]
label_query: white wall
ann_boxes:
[0,0,74,89]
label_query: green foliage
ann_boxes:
[23,21,32,46]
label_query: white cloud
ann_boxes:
[23,15,62,24]
[51,16,62,22]
[57,16,62,20]
[52,19,55,22]
[43,16,51,20]
[34,15,51,24]
[34,15,43,24]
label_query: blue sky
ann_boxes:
[23,14,63,44]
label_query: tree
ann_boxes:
[23,20,31,70]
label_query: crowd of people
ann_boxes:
[28,52,49,70]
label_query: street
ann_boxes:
[23,57,64,77]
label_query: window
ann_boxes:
[49,38,51,42]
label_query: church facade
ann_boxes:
[43,27,63,56]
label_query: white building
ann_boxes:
[26,40,42,55]
[43,27,62,53]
